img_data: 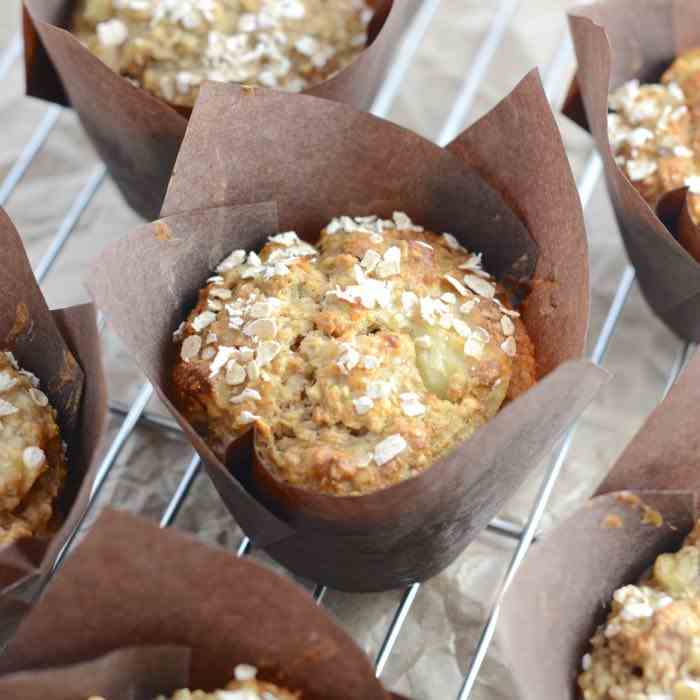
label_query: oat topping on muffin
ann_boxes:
[88,663,299,699]
[579,520,700,700]
[172,212,536,496]
[608,49,700,222]
[72,0,374,107]
[0,351,67,544]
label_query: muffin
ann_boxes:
[72,0,374,108]
[88,663,299,700]
[172,212,536,497]
[0,351,67,544]
[607,48,700,222]
[578,519,700,700]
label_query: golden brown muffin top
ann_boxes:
[172,212,535,496]
[72,0,373,107]
[0,351,67,544]
[578,520,700,700]
[607,48,700,222]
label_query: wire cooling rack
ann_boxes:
[0,2,695,697]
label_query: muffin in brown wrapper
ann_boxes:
[566,0,700,342]
[171,219,537,498]
[22,0,415,221]
[0,208,107,645]
[72,0,378,107]
[0,646,191,700]
[85,71,606,592]
[0,646,384,700]
[498,349,700,700]
[0,509,403,700]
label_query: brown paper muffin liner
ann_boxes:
[0,208,107,644]
[0,646,191,700]
[22,0,415,221]
[497,349,700,700]
[565,0,700,341]
[85,71,606,592]
[0,509,401,700]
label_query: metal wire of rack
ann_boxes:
[0,2,695,697]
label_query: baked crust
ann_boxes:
[72,0,372,108]
[579,520,700,700]
[608,50,700,222]
[0,351,67,544]
[172,213,536,496]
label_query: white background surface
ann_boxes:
[0,2,688,698]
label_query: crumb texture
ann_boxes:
[72,0,373,107]
[172,212,536,496]
[608,49,700,222]
[0,351,66,544]
[579,520,700,700]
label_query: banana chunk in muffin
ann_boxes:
[73,0,374,108]
[0,351,67,544]
[172,212,536,496]
[579,520,700,700]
